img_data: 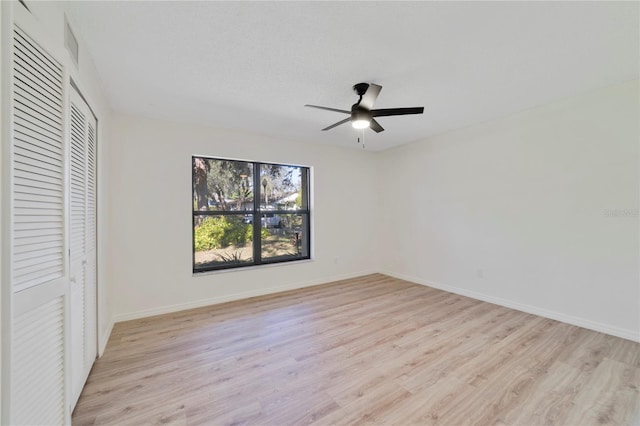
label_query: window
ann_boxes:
[192,156,311,272]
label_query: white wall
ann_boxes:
[16,1,114,353]
[379,80,640,341]
[109,114,379,320]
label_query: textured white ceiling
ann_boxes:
[64,1,639,151]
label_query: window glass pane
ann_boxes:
[193,157,310,273]
[193,157,253,212]
[193,214,253,269]
[261,214,309,261]
[259,164,306,210]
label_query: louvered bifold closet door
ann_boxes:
[85,119,98,374]
[10,24,68,425]
[69,87,98,407]
[69,96,87,404]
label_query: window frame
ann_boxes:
[192,156,311,273]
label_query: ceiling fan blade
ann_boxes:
[359,84,382,110]
[305,104,350,114]
[371,107,424,117]
[370,119,384,133]
[322,117,351,131]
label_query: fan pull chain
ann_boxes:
[355,130,365,149]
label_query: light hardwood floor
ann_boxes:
[73,274,640,425]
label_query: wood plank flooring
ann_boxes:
[73,274,640,425]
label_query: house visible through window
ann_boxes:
[192,156,311,272]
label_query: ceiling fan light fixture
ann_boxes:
[352,108,371,129]
[352,118,370,129]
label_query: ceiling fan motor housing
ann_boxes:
[351,106,371,122]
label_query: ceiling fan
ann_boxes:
[305,82,424,133]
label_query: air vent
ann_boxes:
[64,18,79,66]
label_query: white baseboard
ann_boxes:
[113,269,377,323]
[98,318,114,357]
[381,270,640,343]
